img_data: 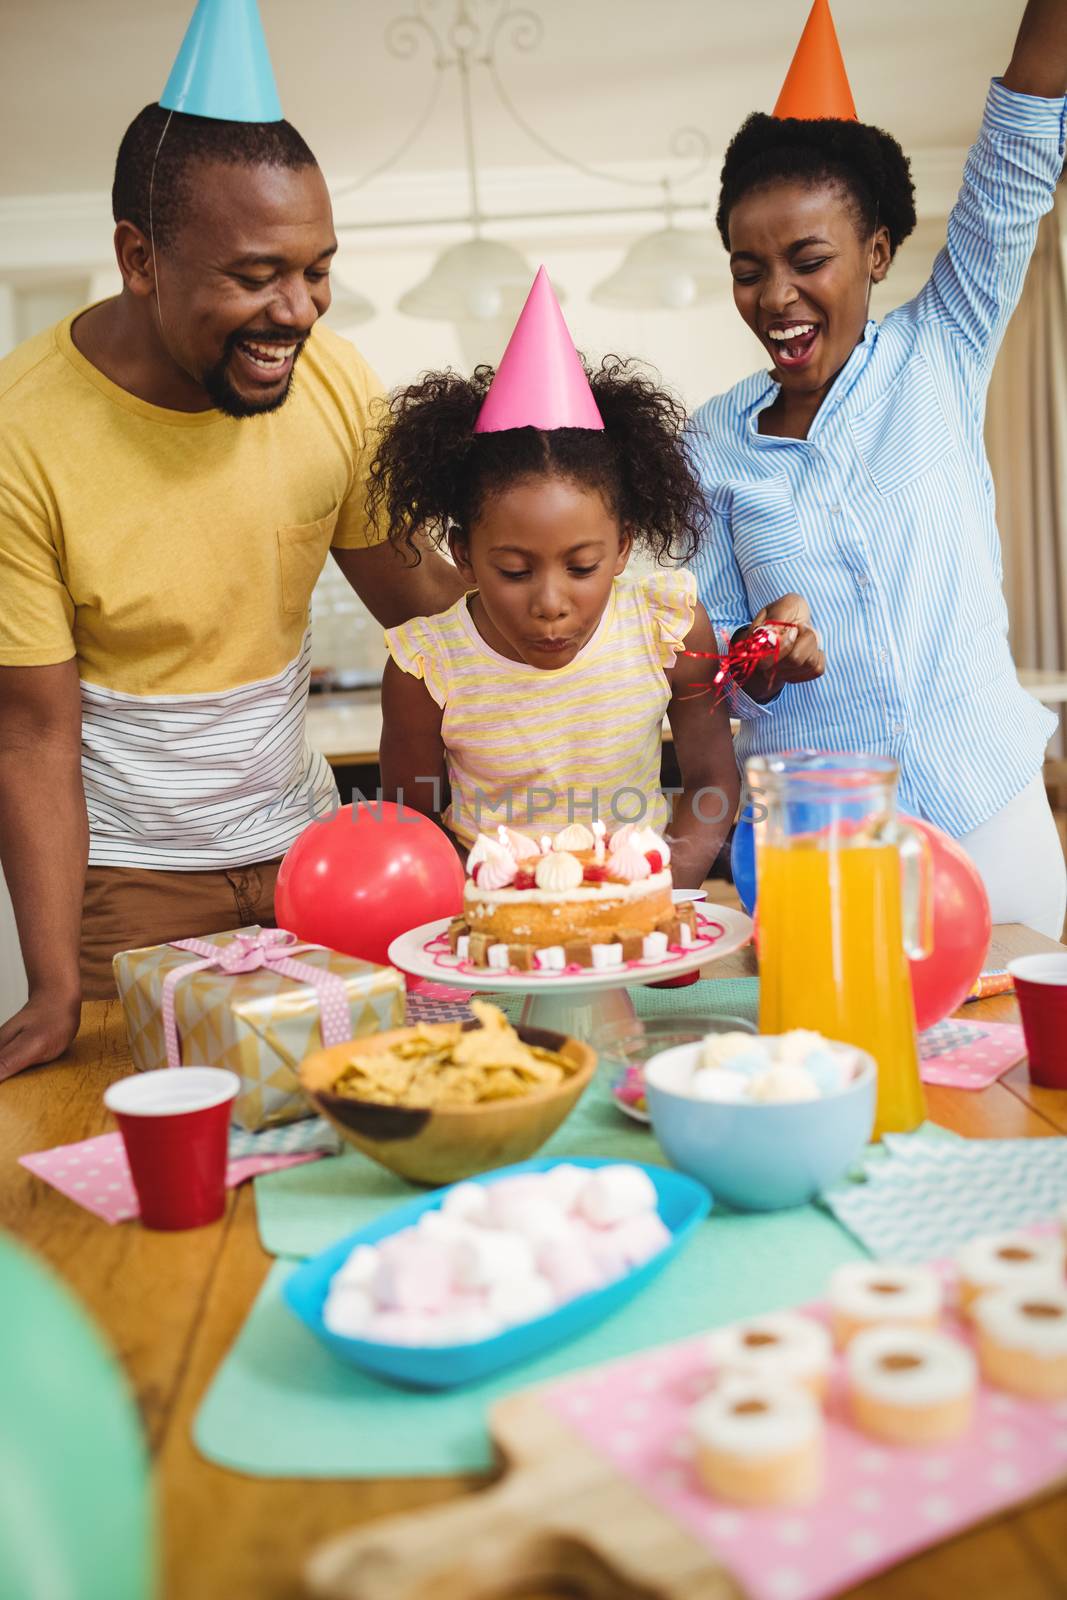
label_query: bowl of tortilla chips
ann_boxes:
[297,1001,597,1185]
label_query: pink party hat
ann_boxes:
[474,266,604,433]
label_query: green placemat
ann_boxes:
[195,1200,863,1479]
[253,977,760,1260]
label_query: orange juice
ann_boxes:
[757,838,925,1138]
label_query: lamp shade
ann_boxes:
[324,279,376,327]
[590,227,724,311]
[398,237,556,322]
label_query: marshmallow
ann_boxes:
[590,942,624,970]
[541,1163,589,1213]
[374,1235,453,1313]
[455,935,470,960]
[612,1211,671,1268]
[536,1235,605,1300]
[701,1033,772,1076]
[323,1286,375,1338]
[366,1310,432,1346]
[534,945,567,971]
[485,1176,568,1244]
[441,1182,489,1225]
[690,1067,751,1104]
[486,1274,555,1327]
[577,1165,659,1227]
[642,931,669,961]
[454,1228,536,1291]
[332,1243,379,1291]
[748,1065,821,1104]
[487,943,511,970]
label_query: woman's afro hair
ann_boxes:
[716,113,917,258]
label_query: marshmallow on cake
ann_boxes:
[955,1230,1065,1315]
[448,822,697,970]
[846,1326,976,1445]
[973,1283,1067,1399]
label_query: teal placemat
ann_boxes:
[195,1200,864,1479]
[253,977,760,1260]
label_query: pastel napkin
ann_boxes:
[825,1135,1067,1261]
[20,1131,323,1225]
[917,1018,1027,1088]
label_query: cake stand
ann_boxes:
[387,904,753,1041]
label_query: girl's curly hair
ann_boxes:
[716,113,916,258]
[366,355,707,565]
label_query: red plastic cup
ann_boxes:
[104,1068,240,1230]
[1007,955,1067,1089]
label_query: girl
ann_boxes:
[690,0,1067,935]
[372,338,743,891]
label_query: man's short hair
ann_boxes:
[112,103,318,250]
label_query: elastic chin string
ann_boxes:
[147,108,175,335]
[865,206,880,314]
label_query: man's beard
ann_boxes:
[201,335,305,419]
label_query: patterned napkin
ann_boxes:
[19,1129,327,1225]
[824,1135,1067,1261]
[917,1018,1027,1088]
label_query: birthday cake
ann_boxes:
[446,822,698,971]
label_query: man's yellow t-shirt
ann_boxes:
[0,308,385,869]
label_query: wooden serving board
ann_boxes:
[305,1293,1067,1600]
[305,1387,740,1600]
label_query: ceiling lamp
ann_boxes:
[333,1,714,321]
[323,277,376,327]
[590,224,725,312]
[398,237,543,322]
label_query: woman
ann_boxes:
[690,0,1067,936]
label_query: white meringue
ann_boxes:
[552,823,596,852]
[534,851,583,891]
[501,826,540,859]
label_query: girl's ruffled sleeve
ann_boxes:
[383,615,449,707]
[641,567,698,667]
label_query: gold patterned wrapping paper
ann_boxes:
[114,926,406,1131]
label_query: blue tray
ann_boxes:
[282,1157,711,1389]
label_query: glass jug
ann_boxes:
[746,752,932,1139]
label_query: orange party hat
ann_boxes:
[773,0,857,121]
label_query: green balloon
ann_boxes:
[0,1233,153,1600]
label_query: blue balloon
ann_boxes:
[730,809,757,915]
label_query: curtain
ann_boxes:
[986,180,1067,762]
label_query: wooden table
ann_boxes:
[3,923,1066,1600]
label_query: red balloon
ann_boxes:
[904,816,991,1031]
[275,802,464,967]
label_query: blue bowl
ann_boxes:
[281,1157,710,1389]
[644,1041,876,1211]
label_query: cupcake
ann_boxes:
[973,1283,1067,1399]
[705,1311,833,1400]
[690,1377,824,1505]
[828,1261,942,1348]
[956,1230,1064,1314]
[846,1326,976,1445]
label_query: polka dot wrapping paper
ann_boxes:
[916,1017,1027,1088]
[18,1131,324,1224]
[543,1256,1067,1600]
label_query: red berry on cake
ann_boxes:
[513,868,537,890]
[645,850,663,874]
[583,864,609,883]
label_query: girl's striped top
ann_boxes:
[687,79,1066,838]
[385,570,696,847]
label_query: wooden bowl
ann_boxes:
[298,1022,597,1186]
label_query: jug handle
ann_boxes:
[882,819,934,960]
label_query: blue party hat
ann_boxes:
[160,0,282,123]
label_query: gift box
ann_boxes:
[114,926,405,1132]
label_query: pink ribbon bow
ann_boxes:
[161,929,352,1069]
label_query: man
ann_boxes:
[0,104,464,1081]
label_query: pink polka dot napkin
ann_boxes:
[19,1132,321,1225]
[918,1019,1027,1089]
